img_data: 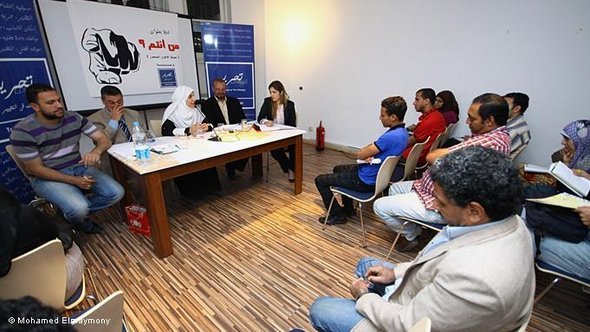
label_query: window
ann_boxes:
[186,0,221,21]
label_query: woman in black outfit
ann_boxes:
[161,86,221,197]
[257,80,297,181]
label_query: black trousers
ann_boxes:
[225,158,249,175]
[271,144,295,173]
[175,167,221,197]
[314,164,374,216]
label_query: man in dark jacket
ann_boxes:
[202,78,248,179]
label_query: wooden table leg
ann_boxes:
[294,135,303,194]
[142,172,173,258]
[109,155,132,220]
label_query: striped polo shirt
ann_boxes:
[10,111,98,171]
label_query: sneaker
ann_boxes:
[318,214,348,225]
[288,170,295,182]
[395,237,419,252]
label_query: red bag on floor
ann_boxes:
[125,204,151,236]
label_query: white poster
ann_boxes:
[67,0,182,96]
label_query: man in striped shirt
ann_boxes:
[504,92,530,160]
[373,93,511,252]
[9,84,124,233]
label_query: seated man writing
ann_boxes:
[309,146,534,332]
[314,96,408,225]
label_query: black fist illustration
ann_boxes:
[81,28,140,84]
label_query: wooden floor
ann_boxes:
[78,144,590,331]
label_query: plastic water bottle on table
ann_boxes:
[131,121,151,165]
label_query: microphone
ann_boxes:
[208,123,222,141]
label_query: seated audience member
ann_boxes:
[257,80,297,181]
[202,78,248,179]
[504,92,531,159]
[9,84,124,233]
[314,96,408,225]
[434,90,460,126]
[161,86,221,197]
[523,119,589,280]
[88,85,146,173]
[309,146,534,332]
[0,296,75,331]
[373,93,510,251]
[402,88,446,165]
[0,188,84,301]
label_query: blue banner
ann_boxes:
[0,0,51,203]
[201,23,256,119]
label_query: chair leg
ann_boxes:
[322,195,336,230]
[534,277,560,304]
[384,222,407,262]
[84,268,98,305]
[358,203,367,248]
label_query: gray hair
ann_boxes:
[430,146,522,220]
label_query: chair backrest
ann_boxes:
[510,143,528,162]
[374,156,401,194]
[443,122,458,142]
[5,144,33,182]
[72,290,125,332]
[409,317,432,332]
[429,132,445,153]
[149,119,163,137]
[402,137,429,181]
[0,239,67,310]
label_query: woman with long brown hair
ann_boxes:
[257,80,297,181]
[433,90,460,126]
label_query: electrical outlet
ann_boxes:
[308,125,314,132]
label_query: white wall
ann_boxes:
[231,0,590,165]
[229,0,267,123]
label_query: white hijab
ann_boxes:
[162,86,204,127]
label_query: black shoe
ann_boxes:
[318,215,348,225]
[395,237,419,252]
[344,208,356,217]
[75,221,103,234]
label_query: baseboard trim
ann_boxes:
[302,138,359,154]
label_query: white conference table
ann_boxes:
[108,128,305,258]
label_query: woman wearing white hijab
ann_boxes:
[161,86,221,197]
[161,86,209,136]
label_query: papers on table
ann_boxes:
[150,144,180,155]
[527,192,590,209]
[256,123,297,132]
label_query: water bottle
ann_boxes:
[131,121,150,165]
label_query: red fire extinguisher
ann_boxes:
[316,121,325,151]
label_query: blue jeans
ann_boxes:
[309,257,396,332]
[532,230,590,280]
[31,165,124,225]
